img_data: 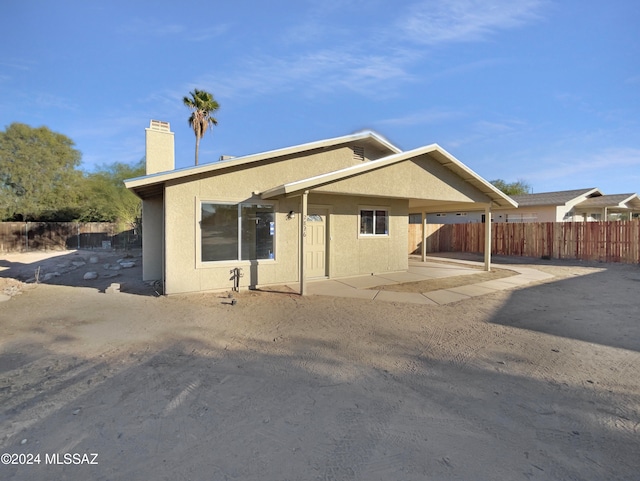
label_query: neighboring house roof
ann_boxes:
[125,131,400,199]
[262,143,517,208]
[510,188,601,207]
[575,193,640,210]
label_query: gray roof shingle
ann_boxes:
[510,188,599,207]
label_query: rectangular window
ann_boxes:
[201,203,274,262]
[360,209,388,235]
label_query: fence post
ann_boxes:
[25,222,28,251]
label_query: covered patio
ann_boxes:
[262,145,517,295]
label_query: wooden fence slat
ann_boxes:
[0,222,141,253]
[408,220,640,264]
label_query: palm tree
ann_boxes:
[183,89,220,166]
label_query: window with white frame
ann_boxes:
[360,208,389,235]
[201,202,275,262]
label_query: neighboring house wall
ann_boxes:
[494,189,603,223]
[425,212,484,224]
[493,206,555,223]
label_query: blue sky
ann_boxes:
[1,0,638,194]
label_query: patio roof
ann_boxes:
[261,144,517,209]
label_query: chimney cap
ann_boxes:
[149,120,171,132]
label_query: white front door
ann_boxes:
[305,209,328,278]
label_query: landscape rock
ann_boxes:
[83,271,99,280]
[89,256,99,264]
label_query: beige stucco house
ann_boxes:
[125,120,516,295]
[492,188,640,223]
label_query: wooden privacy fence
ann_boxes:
[0,222,141,253]
[409,220,640,264]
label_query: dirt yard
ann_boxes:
[1,249,639,480]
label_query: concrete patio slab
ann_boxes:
[447,284,499,297]
[422,289,471,305]
[282,256,556,305]
[475,279,523,290]
[299,280,379,300]
[373,271,432,283]
[336,275,399,289]
[373,290,437,305]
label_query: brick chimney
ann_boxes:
[145,120,175,174]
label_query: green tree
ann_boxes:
[0,123,82,221]
[77,160,145,228]
[183,89,220,166]
[490,179,532,196]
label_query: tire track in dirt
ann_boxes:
[0,346,156,447]
[318,399,403,481]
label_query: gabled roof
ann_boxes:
[575,193,640,210]
[125,131,400,198]
[510,188,601,207]
[262,144,517,208]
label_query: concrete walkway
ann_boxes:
[286,257,554,305]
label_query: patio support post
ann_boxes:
[484,205,492,271]
[299,190,309,295]
[421,211,427,262]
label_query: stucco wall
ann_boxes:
[310,194,409,278]
[315,154,491,204]
[145,127,174,175]
[142,195,164,281]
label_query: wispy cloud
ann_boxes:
[117,19,185,37]
[0,59,33,71]
[203,48,415,100]
[187,25,230,42]
[446,117,528,148]
[512,146,640,191]
[625,74,640,85]
[169,1,544,105]
[398,0,546,45]
[117,18,229,42]
[378,108,464,126]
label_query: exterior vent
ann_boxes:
[352,145,365,162]
[149,120,170,132]
[219,155,236,161]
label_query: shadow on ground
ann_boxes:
[0,249,156,296]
